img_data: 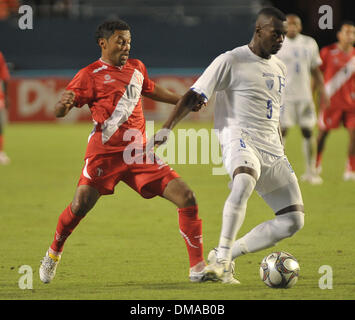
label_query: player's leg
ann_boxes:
[49,185,101,255]
[40,153,115,284]
[316,129,329,172]
[204,166,257,283]
[204,138,261,283]
[40,185,100,283]
[125,155,205,282]
[279,101,295,146]
[295,101,321,183]
[231,156,304,259]
[344,129,355,180]
[300,127,322,184]
[161,177,206,279]
[0,108,10,165]
[316,106,342,173]
[231,184,304,258]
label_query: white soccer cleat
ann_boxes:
[206,248,240,284]
[343,171,355,181]
[0,151,10,165]
[39,251,61,284]
[300,172,323,185]
[189,269,208,283]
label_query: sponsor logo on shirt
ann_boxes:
[103,74,116,84]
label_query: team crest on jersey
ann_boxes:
[265,79,274,90]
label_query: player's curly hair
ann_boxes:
[95,20,130,44]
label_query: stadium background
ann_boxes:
[1,0,354,301]
[0,0,352,123]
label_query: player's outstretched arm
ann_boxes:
[163,89,205,130]
[143,84,205,112]
[143,83,181,105]
[54,90,76,118]
[147,89,206,150]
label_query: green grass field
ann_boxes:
[0,121,354,300]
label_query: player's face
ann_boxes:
[104,30,131,66]
[286,16,301,38]
[259,18,287,55]
[337,25,355,47]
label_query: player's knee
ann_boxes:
[71,195,95,217]
[301,128,312,139]
[286,211,304,236]
[229,173,256,207]
[181,189,197,207]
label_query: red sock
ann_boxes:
[348,155,355,172]
[316,152,322,168]
[0,135,3,151]
[50,204,84,254]
[178,205,204,268]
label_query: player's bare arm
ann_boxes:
[54,90,76,118]
[151,90,205,148]
[143,83,204,112]
[143,83,181,105]
[311,66,330,108]
[163,89,205,130]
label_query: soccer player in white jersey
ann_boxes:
[152,7,304,284]
[276,14,329,184]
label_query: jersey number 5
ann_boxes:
[266,99,273,119]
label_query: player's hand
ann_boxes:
[55,90,76,117]
[191,101,207,112]
[60,90,76,108]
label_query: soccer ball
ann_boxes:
[259,251,300,288]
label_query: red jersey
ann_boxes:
[320,43,355,111]
[66,58,155,158]
[0,51,10,109]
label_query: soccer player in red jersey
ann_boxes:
[316,21,355,180]
[39,20,207,283]
[0,51,10,165]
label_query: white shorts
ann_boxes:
[222,134,304,213]
[280,100,316,130]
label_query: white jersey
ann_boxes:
[191,45,286,156]
[276,34,322,102]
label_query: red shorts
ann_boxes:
[77,152,179,198]
[318,106,355,130]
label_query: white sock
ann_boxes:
[303,137,314,174]
[217,173,256,261]
[231,211,304,259]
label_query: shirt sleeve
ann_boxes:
[191,53,232,101]
[140,61,155,95]
[0,52,10,81]
[66,68,95,108]
[310,39,322,69]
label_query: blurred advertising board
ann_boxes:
[7,75,214,123]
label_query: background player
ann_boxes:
[276,14,328,184]
[39,20,207,284]
[153,7,304,284]
[316,21,355,180]
[0,50,10,165]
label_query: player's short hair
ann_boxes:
[338,20,354,30]
[95,20,131,44]
[257,7,286,22]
